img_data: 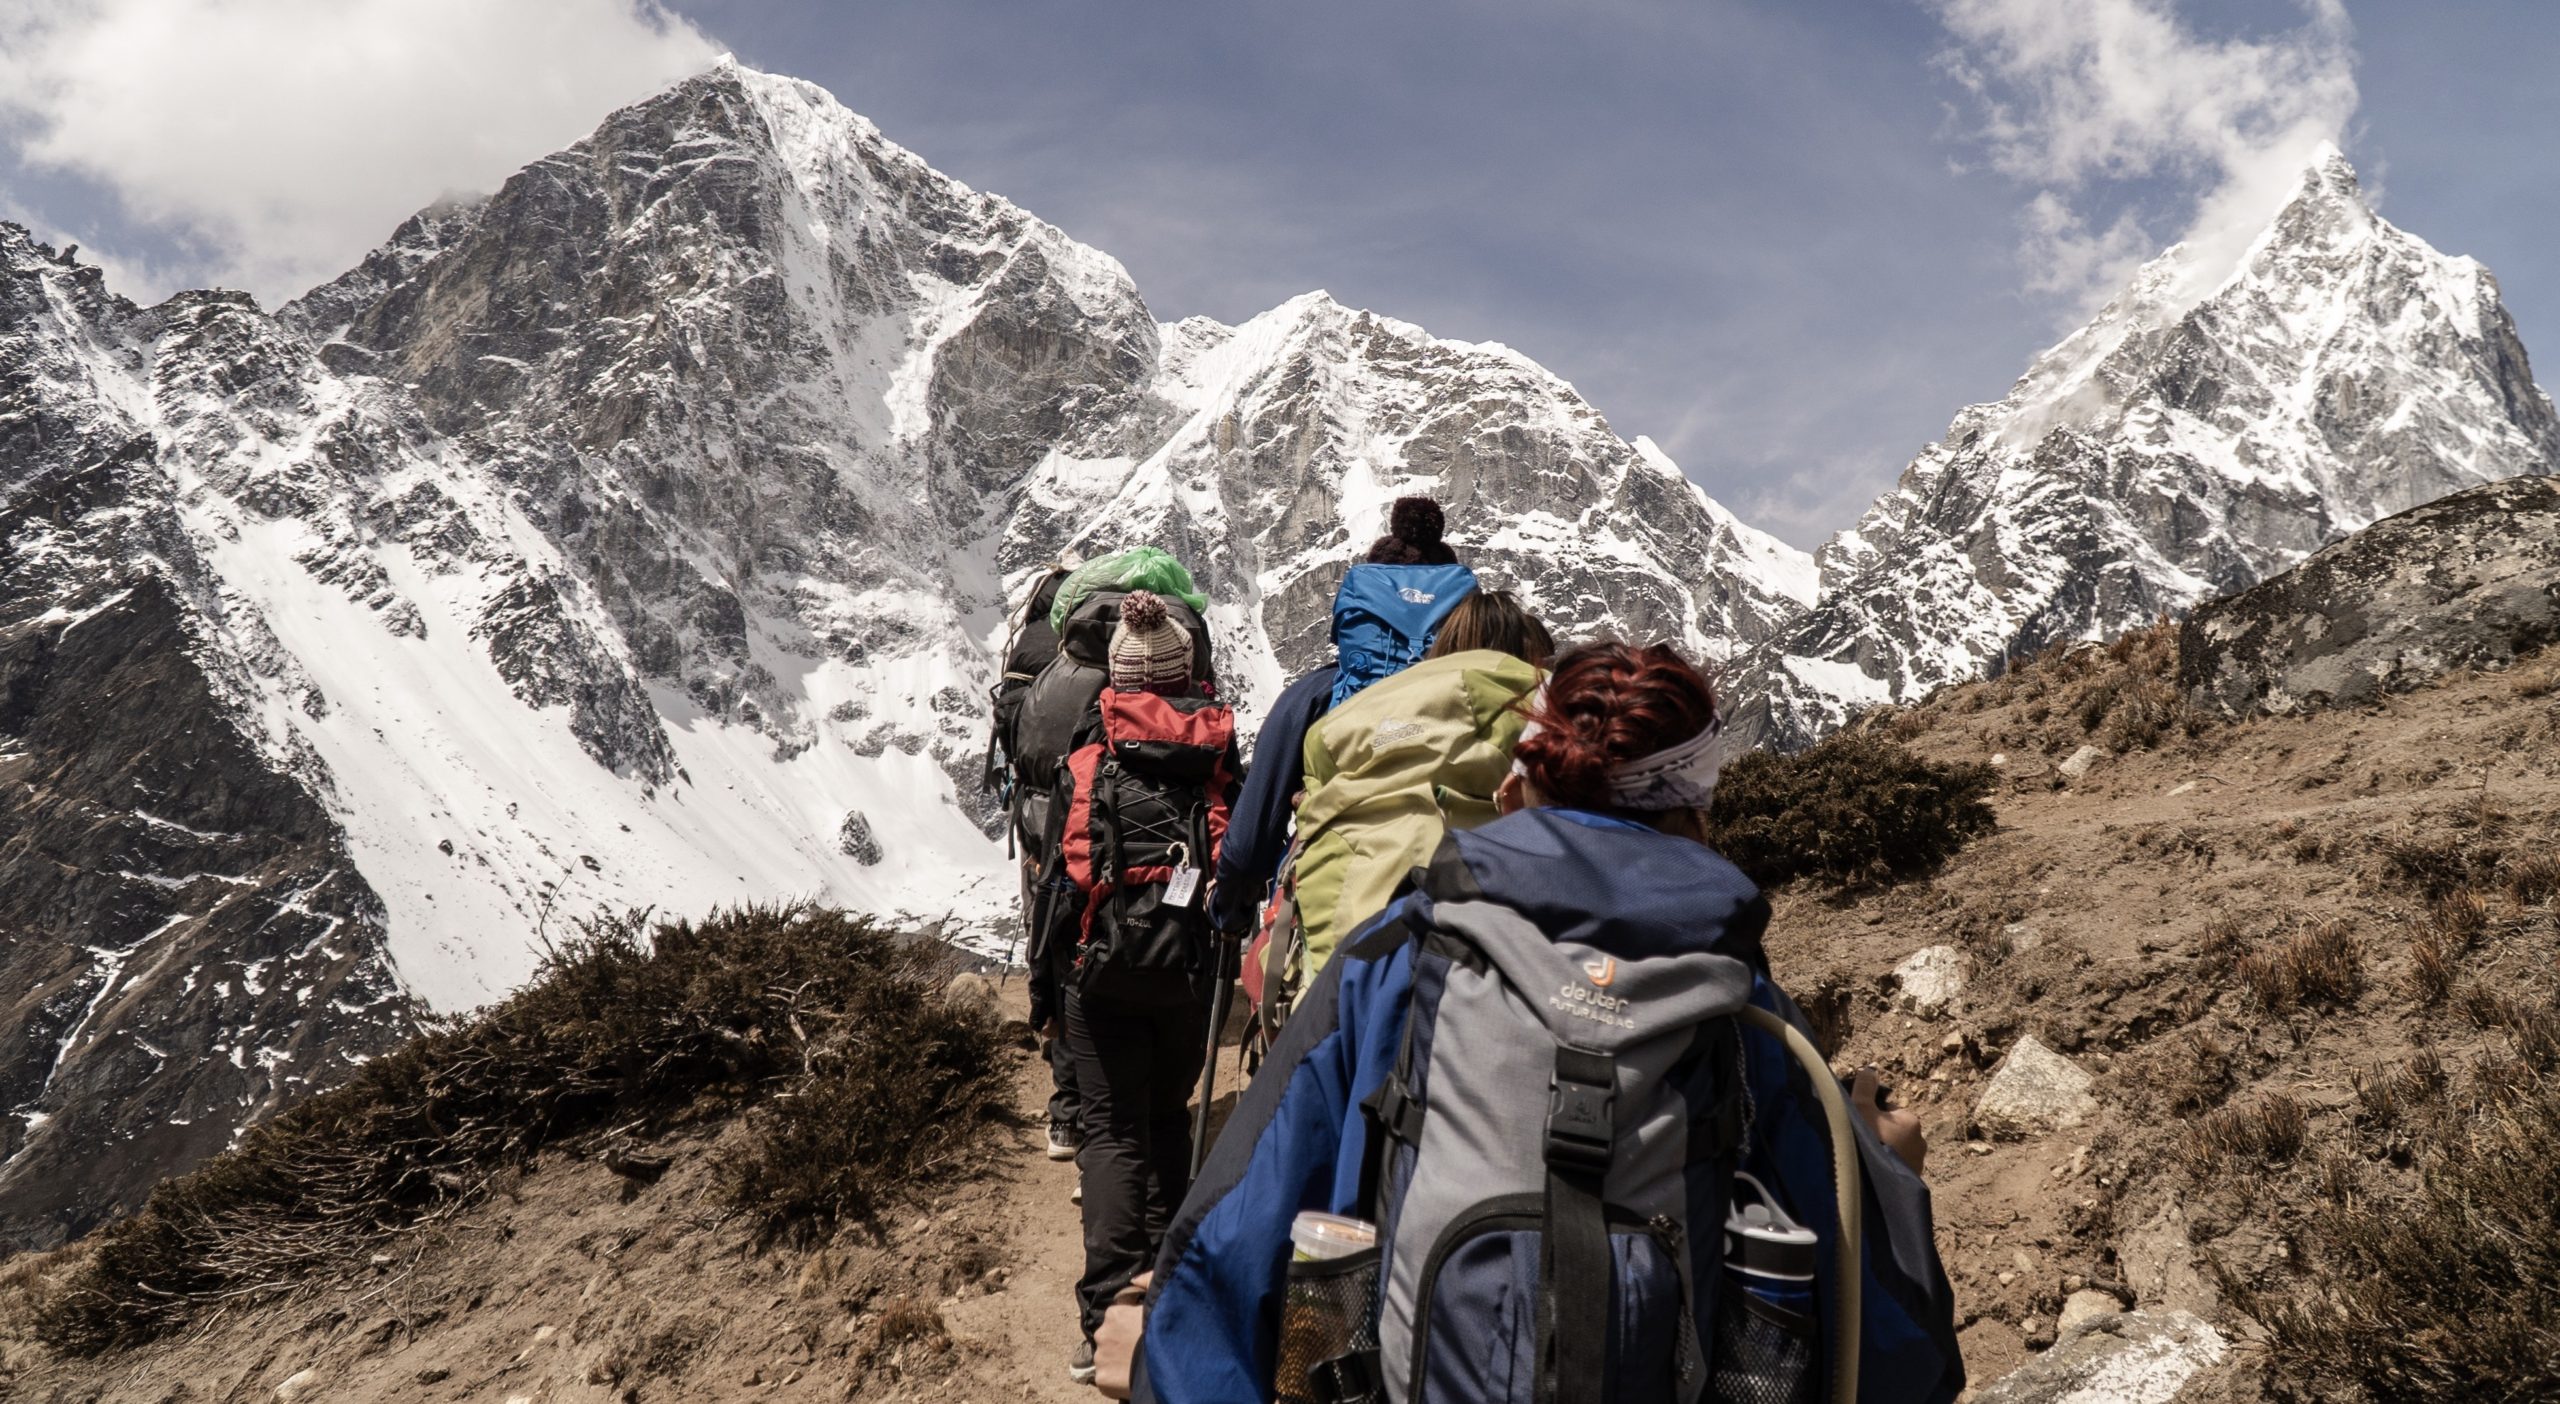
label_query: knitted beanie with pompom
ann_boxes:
[1108,590,1193,692]
[1363,495,1458,565]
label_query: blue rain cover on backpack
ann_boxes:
[1329,563,1479,708]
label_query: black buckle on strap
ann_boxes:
[1544,1052,1616,1171]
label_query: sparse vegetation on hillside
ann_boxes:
[30,906,1009,1354]
[1706,731,1998,887]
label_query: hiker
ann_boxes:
[1034,589,1242,1386]
[1008,550,1219,1166]
[987,560,1088,1163]
[1209,496,1477,938]
[1121,641,1965,1404]
[1237,591,1555,1043]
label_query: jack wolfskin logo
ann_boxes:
[1397,587,1437,604]
[1584,957,1618,988]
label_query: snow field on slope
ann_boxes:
[183,501,1010,1011]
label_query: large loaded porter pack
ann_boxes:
[1138,809,1964,1404]
[1005,550,1216,867]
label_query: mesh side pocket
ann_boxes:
[1275,1247,1381,1404]
[1711,1290,1818,1404]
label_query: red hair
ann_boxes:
[1514,642,1719,811]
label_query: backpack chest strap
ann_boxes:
[1540,1046,1615,1404]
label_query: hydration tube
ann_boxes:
[1737,1003,1862,1404]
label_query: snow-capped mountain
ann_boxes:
[0,59,1806,1245]
[1728,146,2559,749]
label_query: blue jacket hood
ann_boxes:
[1439,807,1769,964]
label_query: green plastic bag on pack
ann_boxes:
[1049,547,1210,633]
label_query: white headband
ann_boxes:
[1513,692,1727,812]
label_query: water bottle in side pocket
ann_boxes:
[1713,1172,1819,1404]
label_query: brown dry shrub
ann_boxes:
[1704,732,1997,888]
[2234,920,2364,1015]
[2232,1075,2560,1400]
[2196,913,2250,977]
[33,906,1005,1353]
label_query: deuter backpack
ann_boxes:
[1352,847,1870,1404]
[1058,689,1238,987]
[1328,563,1478,707]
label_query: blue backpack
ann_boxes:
[1329,564,1479,708]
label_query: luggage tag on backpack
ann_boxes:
[1162,843,1202,908]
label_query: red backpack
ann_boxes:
[1059,689,1237,982]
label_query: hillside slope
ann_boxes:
[1763,620,2558,1397]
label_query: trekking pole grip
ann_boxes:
[1737,1004,1861,1404]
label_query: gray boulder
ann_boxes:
[1974,1035,2098,1139]
[2181,474,2560,717]
[1972,1311,2228,1404]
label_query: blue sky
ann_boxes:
[4,1,2555,547]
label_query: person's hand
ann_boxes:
[1850,1067,1926,1174]
[1094,1271,1150,1397]
[1039,1017,1060,1042]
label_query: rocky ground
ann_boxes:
[1764,626,2560,1399]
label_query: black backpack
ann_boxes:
[1055,689,1237,991]
[985,565,1072,809]
[1008,588,1216,865]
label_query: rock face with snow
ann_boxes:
[2180,473,2560,716]
[1731,148,2559,749]
[0,61,1810,1245]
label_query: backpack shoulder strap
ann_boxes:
[1541,1044,1617,1404]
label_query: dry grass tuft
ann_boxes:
[2232,1076,2560,1400]
[2233,919,2364,1014]
[2182,1091,2308,1173]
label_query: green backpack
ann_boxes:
[1250,650,1540,1034]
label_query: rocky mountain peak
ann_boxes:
[1737,147,2557,749]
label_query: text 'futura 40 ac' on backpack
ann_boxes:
[1133,808,1965,1404]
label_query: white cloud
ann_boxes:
[0,0,720,304]
[1930,0,2359,311]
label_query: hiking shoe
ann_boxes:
[1068,1339,1097,1385]
[1045,1122,1080,1161]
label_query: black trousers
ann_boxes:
[1064,975,1210,1337]
[1046,1033,1082,1134]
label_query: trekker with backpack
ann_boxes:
[1124,641,1964,1404]
[1003,550,1219,1163]
[1036,590,1243,1385]
[1209,497,1477,939]
[1240,592,1555,1047]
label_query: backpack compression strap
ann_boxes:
[1540,1046,1616,1404]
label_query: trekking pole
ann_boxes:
[1190,928,1240,1178]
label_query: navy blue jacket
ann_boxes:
[1209,665,1337,931]
[1135,808,1965,1404]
